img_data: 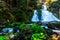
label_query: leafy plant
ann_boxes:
[0,36,9,40]
[31,33,46,40]
[19,22,26,29]
[6,22,21,27]
[30,23,45,33]
[0,6,3,12]
[0,36,4,40]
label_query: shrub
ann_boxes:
[31,33,46,40]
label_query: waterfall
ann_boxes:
[31,4,60,29]
[41,4,60,22]
[31,5,60,23]
[41,4,60,28]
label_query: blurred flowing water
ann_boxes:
[41,4,60,22]
[41,4,60,29]
[2,28,13,33]
[31,10,39,22]
[0,27,20,34]
[31,4,60,29]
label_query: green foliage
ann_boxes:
[31,33,46,40]
[0,6,3,12]
[0,36,8,40]
[0,22,47,40]
[0,36,4,40]
[9,23,15,27]
[6,22,26,29]
[16,23,46,40]
[30,23,45,33]
[7,22,21,27]
[30,23,46,40]
[19,22,26,29]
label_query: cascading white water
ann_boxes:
[41,4,60,29]
[41,4,60,22]
[31,4,60,22]
[31,4,60,29]
[31,10,39,22]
